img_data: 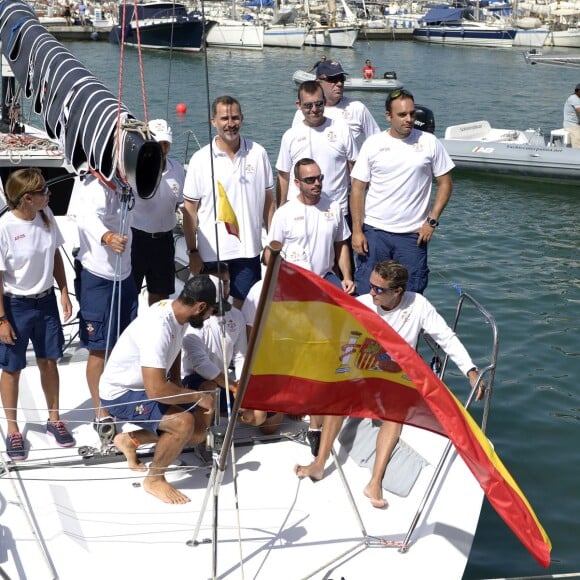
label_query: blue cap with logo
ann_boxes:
[316,61,349,79]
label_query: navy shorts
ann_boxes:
[101,390,168,434]
[131,229,176,296]
[77,269,138,351]
[203,256,261,302]
[0,290,64,372]
[354,225,429,295]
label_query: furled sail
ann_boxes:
[0,0,162,198]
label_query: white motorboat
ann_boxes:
[441,120,580,184]
[292,69,403,92]
[523,48,580,67]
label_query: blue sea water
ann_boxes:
[63,39,580,579]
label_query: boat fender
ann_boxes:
[384,71,397,80]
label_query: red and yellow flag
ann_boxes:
[244,261,551,568]
[217,181,240,239]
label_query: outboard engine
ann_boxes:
[414,104,435,134]
[384,71,397,79]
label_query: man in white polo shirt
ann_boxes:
[350,88,454,295]
[276,80,357,218]
[182,96,275,309]
[291,61,380,150]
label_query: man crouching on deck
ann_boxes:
[99,276,217,504]
[295,260,483,509]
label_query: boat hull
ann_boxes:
[206,21,264,50]
[109,20,208,52]
[512,28,549,48]
[292,70,403,92]
[264,25,307,48]
[303,26,359,48]
[544,28,580,48]
[413,26,516,47]
[442,138,580,184]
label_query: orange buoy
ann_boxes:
[176,103,187,115]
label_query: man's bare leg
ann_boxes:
[114,430,158,472]
[86,350,111,421]
[295,415,344,480]
[363,420,402,509]
[144,408,195,504]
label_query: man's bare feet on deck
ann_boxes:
[294,462,324,481]
[143,477,191,504]
[114,433,146,472]
[364,483,388,509]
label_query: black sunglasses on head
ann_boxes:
[385,88,414,110]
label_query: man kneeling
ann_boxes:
[99,276,217,504]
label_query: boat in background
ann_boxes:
[413,7,516,48]
[523,48,580,67]
[442,120,580,184]
[512,26,549,47]
[292,69,403,91]
[205,18,264,50]
[262,6,308,48]
[108,1,211,52]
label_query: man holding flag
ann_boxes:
[295,260,482,509]
[182,96,275,309]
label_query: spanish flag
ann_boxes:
[217,181,240,239]
[244,261,551,568]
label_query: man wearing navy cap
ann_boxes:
[563,83,580,148]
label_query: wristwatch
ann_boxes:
[426,216,439,228]
[186,248,199,255]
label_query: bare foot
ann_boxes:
[364,483,389,509]
[113,433,146,472]
[143,476,191,504]
[294,462,324,481]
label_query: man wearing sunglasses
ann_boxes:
[276,81,357,217]
[292,61,380,150]
[350,89,454,295]
[295,260,482,511]
[266,158,354,294]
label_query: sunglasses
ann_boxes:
[319,75,346,84]
[301,100,324,110]
[31,185,50,196]
[369,282,399,294]
[297,174,324,184]
[386,88,414,109]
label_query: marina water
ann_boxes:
[59,39,580,579]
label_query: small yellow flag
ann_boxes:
[217,181,240,239]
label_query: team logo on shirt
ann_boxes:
[245,163,256,174]
[326,131,337,142]
[336,331,402,374]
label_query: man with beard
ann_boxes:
[99,276,217,505]
[350,89,454,295]
[182,96,275,309]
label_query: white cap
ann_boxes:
[148,118,172,143]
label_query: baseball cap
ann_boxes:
[148,118,173,143]
[576,83,580,91]
[316,61,349,79]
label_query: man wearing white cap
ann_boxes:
[563,83,580,148]
[131,119,185,305]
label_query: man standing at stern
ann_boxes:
[350,89,454,295]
